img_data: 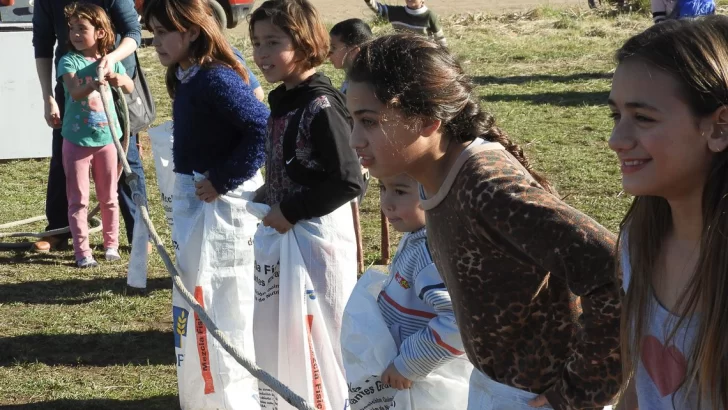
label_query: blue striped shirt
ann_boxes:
[377,228,465,380]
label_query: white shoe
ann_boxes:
[105,248,121,261]
[77,256,99,268]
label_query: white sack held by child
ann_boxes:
[172,172,263,410]
[248,202,357,410]
[148,120,176,228]
[342,270,474,410]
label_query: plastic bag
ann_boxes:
[248,202,357,410]
[148,120,175,228]
[171,172,263,410]
[342,270,474,410]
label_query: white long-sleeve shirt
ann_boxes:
[377,228,464,381]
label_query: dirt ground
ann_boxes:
[309,0,585,22]
[227,0,585,35]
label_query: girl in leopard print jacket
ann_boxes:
[346,34,622,410]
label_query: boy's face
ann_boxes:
[379,174,426,233]
[405,0,425,9]
[328,35,349,70]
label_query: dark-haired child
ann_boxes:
[249,0,363,408]
[329,18,373,94]
[348,33,621,410]
[363,0,446,46]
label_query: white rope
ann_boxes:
[97,68,316,410]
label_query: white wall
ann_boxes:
[0,23,53,160]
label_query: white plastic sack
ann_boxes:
[248,202,357,410]
[125,121,174,290]
[126,209,149,289]
[342,270,474,410]
[148,120,176,227]
[171,171,263,410]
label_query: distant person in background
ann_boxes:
[329,18,373,95]
[207,1,266,102]
[651,0,715,23]
[363,0,446,47]
[232,47,265,101]
[329,18,373,203]
[32,0,150,253]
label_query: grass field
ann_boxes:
[0,5,688,408]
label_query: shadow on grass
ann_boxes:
[0,276,172,305]
[481,90,610,107]
[473,72,612,86]
[0,330,174,366]
[0,395,179,410]
[0,250,77,268]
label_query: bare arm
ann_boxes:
[253,86,265,102]
[118,73,134,94]
[35,58,55,101]
[106,72,135,94]
[62,72,96,101]
[35,58,61,128]
[99,38,139,77]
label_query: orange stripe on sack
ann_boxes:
[195,286,215,394]
[306,315,326,410]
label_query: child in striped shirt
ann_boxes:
[363,0,446,47]
[376,173,464,390]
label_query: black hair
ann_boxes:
[330,18,373,47]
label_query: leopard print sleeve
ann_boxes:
[466,150,622,410]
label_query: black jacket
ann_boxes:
[268,73,363,223]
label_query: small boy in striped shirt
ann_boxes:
[363,0,447,47]
[377,174,464,390]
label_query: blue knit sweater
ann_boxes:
[173,66,269,194]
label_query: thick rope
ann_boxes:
[0,92,130,248]
[97,69,315,410]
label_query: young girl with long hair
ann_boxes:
[347,34,622,410]
[609,15,728,410]
[59,2,134,268]
[144,0,269,408]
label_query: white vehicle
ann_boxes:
[0,0,51,160]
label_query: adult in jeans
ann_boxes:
[32,0,149,252]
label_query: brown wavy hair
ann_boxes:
[248,0,330,71]
[347,33,555,194]
[64,2,115,56]
[143,0,249,98]
[615,16,728,410]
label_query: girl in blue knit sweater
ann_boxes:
[144,0,269,407]
[144,0,268,197]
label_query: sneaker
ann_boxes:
[105,248,121,261]
[77,256,99,268]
